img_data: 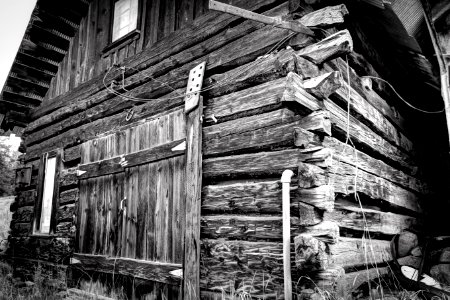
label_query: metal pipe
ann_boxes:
[281,169,294,300]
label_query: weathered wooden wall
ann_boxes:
[9,0,435,299]
[45,0,209,100]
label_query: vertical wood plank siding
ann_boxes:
[45,0,208,100]
[77,109,186,263]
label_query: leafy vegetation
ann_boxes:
[0,136,19,197]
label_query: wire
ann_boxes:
[102,31,297,103]
[362,75,446,114]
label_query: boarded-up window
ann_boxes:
[112,0,139,42]
[34,151,61,235]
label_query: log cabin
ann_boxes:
[1,0,450,299]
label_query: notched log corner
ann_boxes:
[297,30,353,65]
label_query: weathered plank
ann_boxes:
[201,215,298,241]
[322,136,426,195]
[324,199,421,236]
[183,98,203,300]
[328,237,392,269]
[328,157,422,213]
[294,127,426,195]
[294,145,422,213]
[70,253,182,285]
[202,180,323,225]
[204,110,331,157]
[30,0,287,122]
[202,180,283,214]
[203,76,287,125]
[203,149,300,179]
[297,30,353,64]
[336,267,389,297]
[282,72,416,174]
[23,47,298,162]
[299,4,349,27]
[327,56,408,136]
[25,3,293,145]
[331,76,413,153]
[77,138,185,179]
[209,0,314,35]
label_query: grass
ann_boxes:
[0,196,14,254]
[0,261,66,300]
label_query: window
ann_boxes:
[33,151,61,235]
[112,0,139,42]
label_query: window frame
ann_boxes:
[103,0,142,54]
[33,149,62,236]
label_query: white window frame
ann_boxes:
[33,152,59,235]
[112,0,139,42]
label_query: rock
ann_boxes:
[298,288,315,300]
[310,293,325,300]
[410,246,422,257]
[294,234,329,271]
[24,280,35,287]
[397,231,418,257]
[397,255,422,269]
[439,247,450,263]
[430,264,450,285]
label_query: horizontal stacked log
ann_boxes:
[10,2,431,299]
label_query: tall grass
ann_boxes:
[0,261,66,300]
[0,196,14,254]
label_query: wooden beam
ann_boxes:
[209,0,314,36]
[324,199,421,236]
[297,30,353,64]
[183,98,203,300]
[25,14,297,147]
[2,89,43,106]
[328,237,392,269]
[70,253,182,285]
[15,52,59,74]
[282,72,417,174]
[299,4,349,27]
[29,0,289,121]
[203,149,301,179]
[77,138,186,179]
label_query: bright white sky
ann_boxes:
[0,0,37,91]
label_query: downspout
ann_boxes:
[281,170,294,300]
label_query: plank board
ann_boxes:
[77,108,187,273]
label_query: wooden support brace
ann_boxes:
[209,0,314,36]
[183,97,203,300]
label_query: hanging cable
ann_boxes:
[362,75,446,114]
[102,32,297,103]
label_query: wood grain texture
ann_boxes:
[282,72,417,174]
[71,253,182,285]
[77,138,185,179]
[76,109,186,266]
[183,98,203,300]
